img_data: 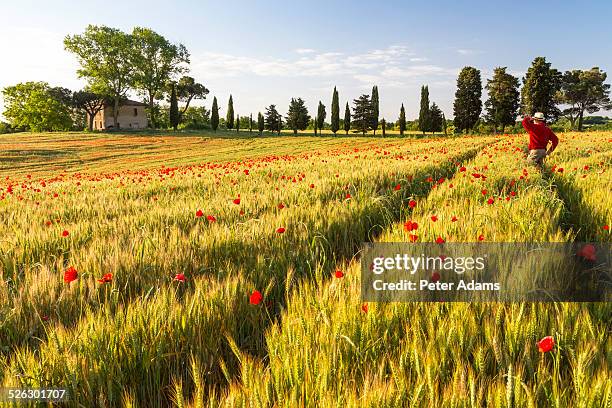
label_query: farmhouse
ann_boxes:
[90,99,148,130]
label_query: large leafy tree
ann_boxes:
[264,104,281,132]
[521,56,562,122]
[131,27,189,128]
[226,95,234,129]
[317,101,326,131]
[330,86,339,134]
[453,66,482,133]
[64,25,135,129]
[73,89,105,131]
[175,76,209,122]
[418,85,430,134]
[286,98,311,134]
[559,67,611,130]
[371,85,379,134]
[343,102,351,135]
[398,103,406,135]
[2,82,74,132]
[352,94,372,135]
[484,67,520,133]
[211,96,219,132]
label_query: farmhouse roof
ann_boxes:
[103,98,148,107]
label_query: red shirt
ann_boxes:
[522,117,559,151]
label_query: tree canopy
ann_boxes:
[485,67,520,133]
[521,57,562,122]
[453,66,482,133]
[286,98,311,134]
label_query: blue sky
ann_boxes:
[1,0,611,120]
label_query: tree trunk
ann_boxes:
[578,109,584,131]
[148,93,156,129]
[113,97,119,129]
[88,112,95,132]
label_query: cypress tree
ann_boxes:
[399,103,406,136]
[226,94,234,129]
[344,102,351,135]
[453,66,482,133]
[249,113,253,133]
[331,86,340,134]
[371,85,379,135]
[211,96,219,132]
[317,101,326,132]
[418,85,430,134]
[257,112,264,135]
[381,118,386,137]
[236,114,239,132]
[314,116,317,136]
[169,83,179,131]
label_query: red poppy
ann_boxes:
[431,215,438,222]
[436,236,445,244]
[64,266,78,283]
[451,216,458,222]
[459,166,466,172]
[537,336,555,353]
[408,200,417,208]
[233,198,241,205]
[97,273,113,284]
[478,234,485,241]
[403,221,418,232]
[196,209,204,218]
[361,303,368,313]
[310,183,315,188]
[335,270,344,278]
[394,184,401,191]
[276,227,286,234]
[557,168,564,173]
[431,271,440,282]
[249,290,263,305]
[604,225,609,231]
[45,220,52,227]
[487,198,494,205]
[277,203,285,209]
[409,234,418,242]
[577,244,596,261]
[174,273,186,282]
[62,230,70,237]
[510,191,516,197]
[481,189,487,195]
[345,193,352,199]
[207,215,217,222]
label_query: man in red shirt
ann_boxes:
[522,112,559,169]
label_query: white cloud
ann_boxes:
[295,48,316,54]
[457,48,483,55]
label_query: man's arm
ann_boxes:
[522,116,534,131]
[547,129,559,155]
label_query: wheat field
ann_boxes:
[0,131,610,407]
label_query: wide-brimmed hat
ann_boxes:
[533,112,545,121]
